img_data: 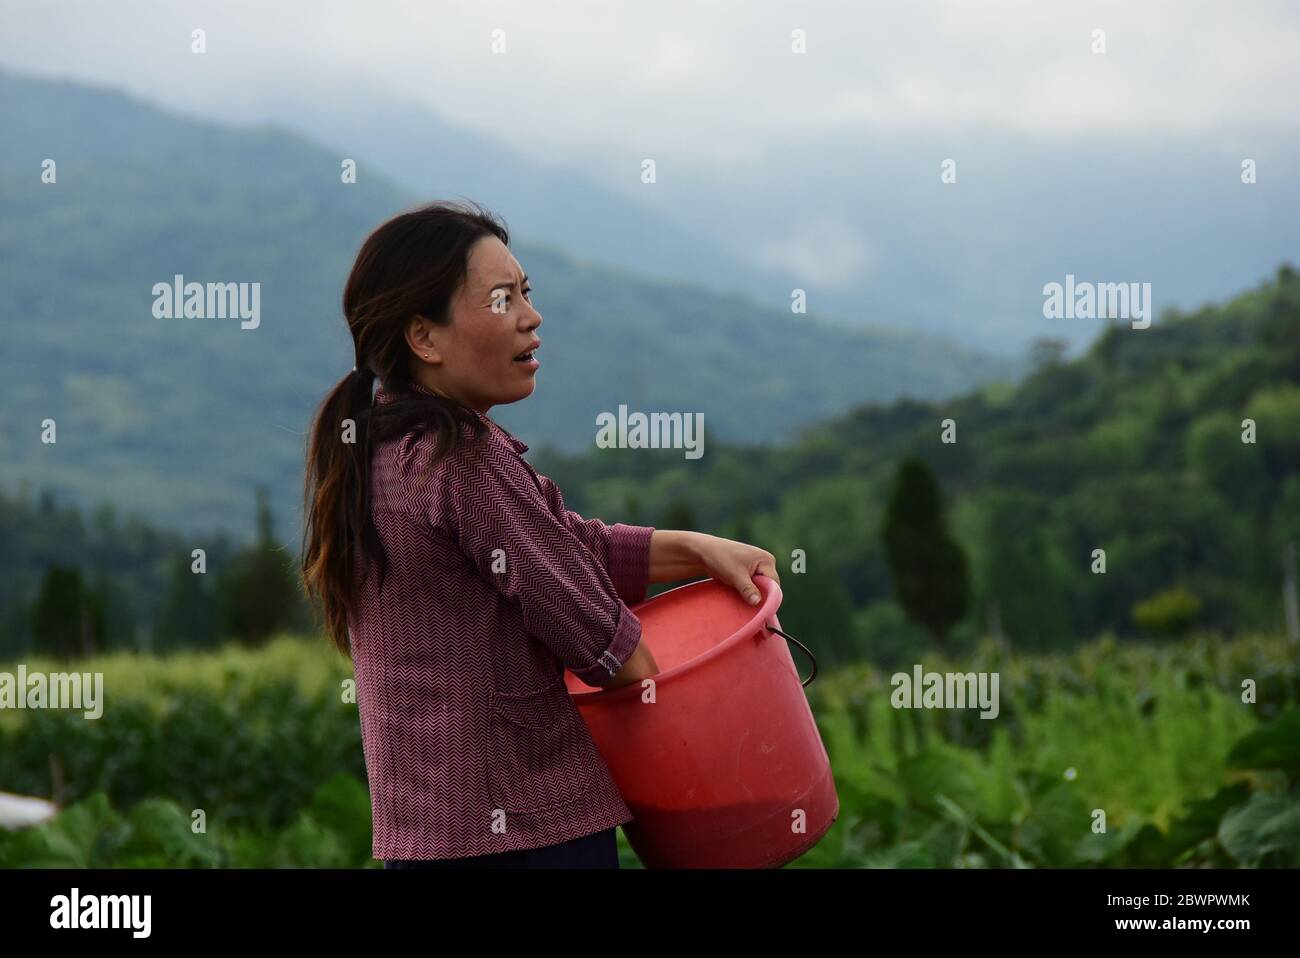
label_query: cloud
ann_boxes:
[755,217,877,287]
[1,0,1296,166]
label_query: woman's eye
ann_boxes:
[494,287,532,309]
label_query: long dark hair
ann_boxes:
[301,199,510,656]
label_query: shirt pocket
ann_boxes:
[486,682,598,815]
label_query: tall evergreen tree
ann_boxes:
[881,456,971,655]
[155,551,223,651]
[31,563,104,659]
[218,484,305,646]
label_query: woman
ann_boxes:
[301,199,780,868]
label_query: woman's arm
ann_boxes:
[649,530,781,605]
[647,530,707,582]
[607,531,783,687]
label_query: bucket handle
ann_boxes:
[764,622,818,687]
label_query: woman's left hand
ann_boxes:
[691,533,781,605]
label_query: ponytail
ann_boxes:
[300,366,383,656]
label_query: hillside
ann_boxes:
[538,266,1300,655]
[0,69,1015,541]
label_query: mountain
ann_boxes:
[262,81,1300,360]
[603,129,1300,356]
[0,69,1016,541]
[272,82,771,301]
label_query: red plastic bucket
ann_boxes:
[564,573,839,867]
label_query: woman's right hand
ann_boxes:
[691,533,780,606]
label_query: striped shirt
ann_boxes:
[347,379,655,860]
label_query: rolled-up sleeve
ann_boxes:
[532,472,655,606]
[434,441,645,687]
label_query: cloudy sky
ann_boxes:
[5,0,1298,354]
[3,0,1298,169]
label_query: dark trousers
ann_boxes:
[383,827,619,869]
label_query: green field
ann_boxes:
[2,631,1297,868]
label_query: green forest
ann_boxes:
[539,263,1300,663]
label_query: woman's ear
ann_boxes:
[406,314,444,364]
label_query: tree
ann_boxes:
[31,564,105,659]
[881,456,971,655]
[977,489,1075,650]
[1028,336,1069,374]
[155,551,223,651]
[217,485,306,646]
[1093,320,1122,379]
[1260,263,1300,380]
[777,569,859,668]
[87,566,135,652]
[1246,384,1300,482]
[1187,412,1269,513]
[1132,586,1202,638]
[731,507,754,544]
[662,497,697,532]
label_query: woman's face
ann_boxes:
[407,235,542,413]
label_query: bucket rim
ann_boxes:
[566,573,783,705]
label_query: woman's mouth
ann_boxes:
[512,348,539,369]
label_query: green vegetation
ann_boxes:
[2,632,1296,868]
[0,483,312,660]
[1132,585,1203,638]
[792,632,1300,868]
[539,264,1300,663]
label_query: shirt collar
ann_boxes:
[373,380,529,453]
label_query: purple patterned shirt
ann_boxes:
[347,379,655,860]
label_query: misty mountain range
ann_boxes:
[0,69,1015,540]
